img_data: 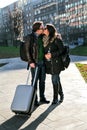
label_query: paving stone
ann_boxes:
[0,56,87,130]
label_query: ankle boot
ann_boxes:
[58,81,64,103]
[60,94,64,103]
[52,84,59,105]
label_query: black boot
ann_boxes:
[34,94,39,106]
[52,84,59,105]
[58,81,64,103]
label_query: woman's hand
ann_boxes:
[45,53,51,60]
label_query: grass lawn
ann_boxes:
[0,46,20,67]
[0,46,20,59]
[70,45,87,56]
[70,45,87,83]
[75,63,87,83]
[0,45,87,59]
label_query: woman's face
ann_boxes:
[43,27,49,36]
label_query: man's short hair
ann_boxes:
[32,21,43,32]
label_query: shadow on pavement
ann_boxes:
[0,105,41,130]
[0,115,29,130]
[21,103,60,130]
[0,104,59,130]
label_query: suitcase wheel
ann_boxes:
[14,112,18,115]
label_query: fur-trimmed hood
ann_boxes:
[43,35,57,47]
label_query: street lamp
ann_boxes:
[65,7,70,46]
[66,19,69,46]
[55,0,59,32]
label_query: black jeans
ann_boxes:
[31,61,46,101]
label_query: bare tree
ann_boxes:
[9,5,23,47]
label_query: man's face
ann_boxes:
[37,24,44,35]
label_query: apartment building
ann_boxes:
[23,0,34,36]
[33,0,87,44]
[0,0,87,45]
[64,0,87,44]
[33,0,56,24]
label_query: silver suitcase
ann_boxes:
[11,67,38,115]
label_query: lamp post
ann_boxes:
[65,7,70,46]
[55,0,59,32]
[66,19,69,46]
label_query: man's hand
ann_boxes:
[30,63,35,68]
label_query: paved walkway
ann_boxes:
[0,56,87,130]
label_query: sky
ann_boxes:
[0,0,18,8]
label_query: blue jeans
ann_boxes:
[51,74,60,85]
[31,61,46,101]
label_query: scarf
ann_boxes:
[43,35,57,47]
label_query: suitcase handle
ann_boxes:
[26,67,31,85]
[26,67,38,87]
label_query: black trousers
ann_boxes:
[31,61,46,101]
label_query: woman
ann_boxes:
[43,24,64,105]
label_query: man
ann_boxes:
[25,21,50,106]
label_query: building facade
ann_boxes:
[33,0,87,44]
[0,0,87,45]
[63,0,87,44]
[23,0,34,36]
